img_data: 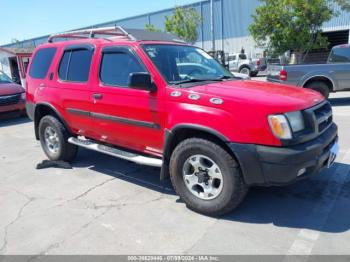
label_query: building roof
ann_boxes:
[0,47,34,55]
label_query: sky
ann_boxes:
[0,0,197,45]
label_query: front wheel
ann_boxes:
[39,115,78,162]
[169,138,248,216]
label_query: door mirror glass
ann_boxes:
[128,72,156,92]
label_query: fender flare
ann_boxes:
[160,124,229,181]
[34,102,72,140]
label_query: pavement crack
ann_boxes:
[36,207,111,256]
[0,197,33,253]
[71,177,117,201]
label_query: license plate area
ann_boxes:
[327,142,339,168]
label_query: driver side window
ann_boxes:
[100,50,145,87]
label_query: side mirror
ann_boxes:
[128,72,157,92]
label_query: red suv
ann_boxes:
[26,27,339,216]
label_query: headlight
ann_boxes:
[268,111,305,140]
[21,92,26,100]
[268,115,292,139]
[285,111,305,132]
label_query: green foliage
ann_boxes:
[334,0,350,11]
[164,6,202,43]
[145,24,161,32]
[248,0,350,57]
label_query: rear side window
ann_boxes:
[58,49,93,82]
[100,52,145,87]
[29,48,57,79]
[329,47,350,63]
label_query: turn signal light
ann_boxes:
[268,115,292,139]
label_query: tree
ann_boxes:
[145,24,161,32]
[164,6,201,43]
[249,0,350,62]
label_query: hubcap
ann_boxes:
[182,155,223,200]
[240,68,250,76]
[44,126,60,154]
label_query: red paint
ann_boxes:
[26,39,325,156]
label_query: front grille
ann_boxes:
[306,101,333,134]
[0,93,21,106]
[312,101,333,133]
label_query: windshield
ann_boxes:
[0,71,13,84]
[142,44,234,85]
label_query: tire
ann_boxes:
[305,81,330,99]
[250,71,259,77]
[239,66,251,76]
[169,138,248,216]
[39,115,78,162]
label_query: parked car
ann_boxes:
[227,53,262,77]
[267,44,350,98]
[0,71,26,118]
[26,27,338,216]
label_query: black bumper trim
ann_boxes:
[229,123,338,186]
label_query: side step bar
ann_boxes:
[68,137,162,167]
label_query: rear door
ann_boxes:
[90,45,164,156]
[50,44,96,137]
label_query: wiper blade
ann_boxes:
[215,75,235,80]
[173,78,211,85]
[173,76,235,85]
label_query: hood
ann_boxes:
[189,80,324,112]
[0,82,24,96]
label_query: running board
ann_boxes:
[68,137,162,167]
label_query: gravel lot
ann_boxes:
[0,91,349,256]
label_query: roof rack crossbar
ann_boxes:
[48,26,135,43]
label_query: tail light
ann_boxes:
[256,60,261,66]
[280,69,287,81]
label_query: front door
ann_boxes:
[90,46,164,156]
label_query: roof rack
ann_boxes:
[48,26,185,43]
[48,26,135,43]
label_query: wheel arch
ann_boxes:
[302,75,335,92]
[161,124,238,180]
[34,103,71,140]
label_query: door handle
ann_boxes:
[38,83,46,90]
[93,93,103,100]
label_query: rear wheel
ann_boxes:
[305,81,330,99]
[239,66,251,76]
[39,115,78,162]
[169,138,248,216]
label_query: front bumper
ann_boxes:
[229,123,338,186]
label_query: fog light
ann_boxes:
[297,168,306,177]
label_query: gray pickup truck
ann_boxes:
[267,44,350,98]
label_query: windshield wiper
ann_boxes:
[173,75,235,86]
[215,75,235,80]
[173,78,212,85]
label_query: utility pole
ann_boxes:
[210,0,215,52]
